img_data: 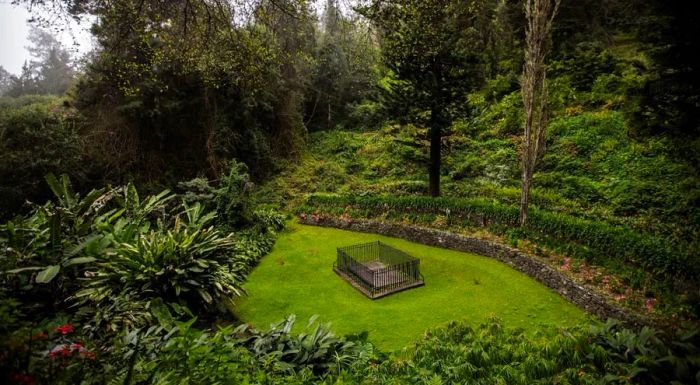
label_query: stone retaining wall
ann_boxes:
[298,215,644,326]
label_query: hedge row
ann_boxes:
[304,194,695,280]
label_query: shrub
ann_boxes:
[2,174,283,335]
[588,320,700,385]
[0,97,85,219]
[76,202,246,317]
[235,315,373,375]
[178,160,257,230]
[216,160,255,229]
[550,42,618,92]
[353,318,700,385]
[345,99,386,130]
[0,174,122,314]
[0,313,372,385]
[303,194,696,280]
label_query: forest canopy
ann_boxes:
[1,0,699,384]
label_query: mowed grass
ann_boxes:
[234,222,589,351]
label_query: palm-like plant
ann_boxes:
[77,203,246,315]
[3,174,283,338]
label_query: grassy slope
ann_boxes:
[260,111,698,241]
[235,222,588,351]
[257,36,699,241]
[249,36,698,326]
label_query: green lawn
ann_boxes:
[234,222,589,351]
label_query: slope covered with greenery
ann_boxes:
[1,0,699,383]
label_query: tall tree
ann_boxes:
[361,0,488,197]
[5,26,75,96]
[630,0,700,144]
[519,0,560,226]
[5,62,38,97]
[307,0,380,130]
[0,66,11,96]
[255,0,316,156]
[28,26,75,94]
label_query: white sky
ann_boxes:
[0,2,94,75]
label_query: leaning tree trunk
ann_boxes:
[429,106,442,197]
[519,0,560,226]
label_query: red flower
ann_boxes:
[54,323,74,335]
[80,350,96,360]
[10,373,35,385]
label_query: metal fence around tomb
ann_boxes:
[334,241,424,298]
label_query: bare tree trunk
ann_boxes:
[520,165,532,224]
[519,0,560,226]
[327,101,332,130]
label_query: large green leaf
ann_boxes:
[63,256,97,267]
[44,173,64,201]
[35,265,60,283]
[49,212,61,251]
[5,266,45,274]
[198,289,213,304]
[45,173,77,208]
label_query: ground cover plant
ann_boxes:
[1,0,699,383]
[346,318,700,385]
[235,221,588,350]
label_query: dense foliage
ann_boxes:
[1,0,699,383]
[0,96,84,219]
[1,173,277,318]
[348,318,700,385]
[0,169,295,383]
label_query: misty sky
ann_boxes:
[0,1,350,76]
[0,2,93,75]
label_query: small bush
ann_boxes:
[178,160,259,230]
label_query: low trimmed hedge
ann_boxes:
[303,194,695,280]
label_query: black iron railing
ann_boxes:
[334,241,424,298]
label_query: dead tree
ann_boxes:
[519,0,560,226]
